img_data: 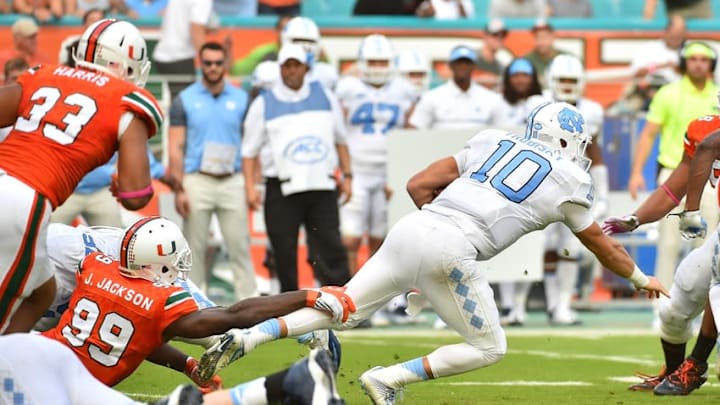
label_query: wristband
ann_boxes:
[305,290,320,307]
[660,183,681,206]
[117,184,154,200]
[628,266,650,289]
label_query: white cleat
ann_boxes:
[196,329,246,382]
[359,366,403,405]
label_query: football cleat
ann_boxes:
[149,384,203,405]
[628,366,666,391]
[654,357,708,396]
[197,330,246,382]
[282,348,346,405]
[359,366,404,405]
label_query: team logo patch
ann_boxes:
[157,241,177,256]
[284,135,329,164]
[558,107,585,134]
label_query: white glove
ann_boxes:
[671,210,707,239]
[602,215,639,235]
[589,165,609,220]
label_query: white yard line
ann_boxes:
[441,381,592,386]
[338,328,657,339]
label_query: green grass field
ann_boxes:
[117,328,720,404]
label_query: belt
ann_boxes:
[198,171,234,179]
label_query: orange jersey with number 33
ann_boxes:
[42,252,198,386]
[0,64,163,208]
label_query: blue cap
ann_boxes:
[508,58,534,75]
[448,45,477,63]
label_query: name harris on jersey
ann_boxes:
[53,65,111,87]
[83,272,155,311]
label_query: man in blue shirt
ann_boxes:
[168,41,258,300]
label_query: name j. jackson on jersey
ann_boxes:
[83,272,154,310]
[53,65,110,87]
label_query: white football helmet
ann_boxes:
[281,17,321,64]
[525,101,590,169]
[252,60,280,90]
[357,34,395,86]
[119,216,192,286]
[547,54,585,103]
[74,19,151,87]
[395,49,430,92]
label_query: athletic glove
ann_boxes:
[306,286,357,323]
[602,215,639,235]
[670,210,707,239]
[184,356,223,394]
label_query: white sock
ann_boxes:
[371,357,431,389]
[228,377,268,405]
[556,260,579,314]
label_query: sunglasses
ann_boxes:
[201,60,224,67]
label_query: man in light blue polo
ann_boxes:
[168,41,258,300]
[409,44,508,129]
[242,43,353,292]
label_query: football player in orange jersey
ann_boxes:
[603,113,720,395]
[0,18,165,334]
[42,216,354,395]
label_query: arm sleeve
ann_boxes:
[559,201,595,233]
[242,96,266,158]
[120,88,164,137]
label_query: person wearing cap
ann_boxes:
[0,17,51,81]
[523,20,566,88]
[489,0,547,18]
[242,43,352,293]
[415,0,475,19]
[476,18,514,89]
[627,40,719,305]
[409,44,507,130]
[167,41,258,300]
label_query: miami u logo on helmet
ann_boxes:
[156,241,177,256]
[558,107,585,134]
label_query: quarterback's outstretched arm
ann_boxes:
[575,220,669,298]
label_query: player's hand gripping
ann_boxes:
[184,356,223,394]
[670,210,707,239]
[602,215,639,235]
[306,286,357,323]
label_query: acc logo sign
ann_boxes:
[283,136,329,164]
[558,107,585,134]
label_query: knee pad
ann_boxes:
[658,296,694,344]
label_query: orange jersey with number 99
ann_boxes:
[0,64,163,208]
[42,252,198,386]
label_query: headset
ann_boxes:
[678,40,717,73]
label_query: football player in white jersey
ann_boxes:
[395,49,431,94]
[531,54,610,325]
[195,102,668,404]
[250,16,338,90]
[336,34,418,274]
